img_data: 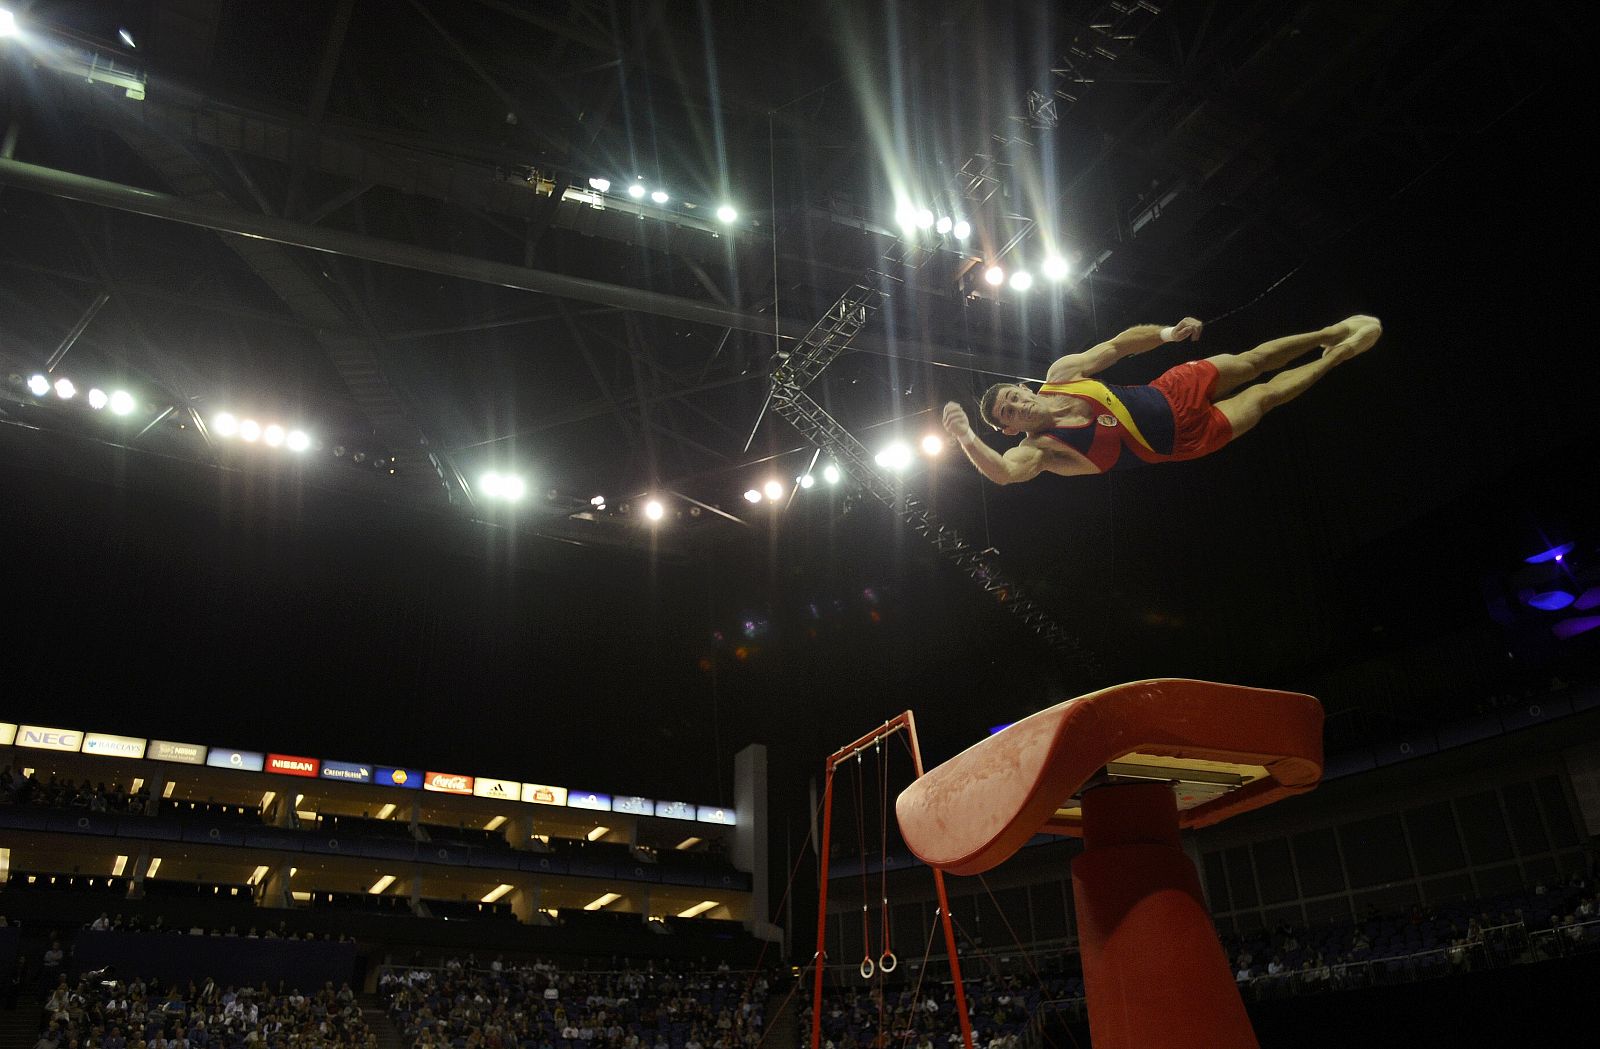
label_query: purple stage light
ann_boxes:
[1524,542,1575,564]
[1526,590,1576,611]
[1552,615,1600,640]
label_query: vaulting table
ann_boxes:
[896,679,1324,1049]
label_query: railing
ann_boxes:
[1021,918,1600,1040]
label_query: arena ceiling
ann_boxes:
[0,0,1593,809]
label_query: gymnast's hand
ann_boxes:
[1170,316,1204,342]
[942,401,974,442]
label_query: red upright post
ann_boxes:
[809,764,837,1049]
[1071,782,1258,1049]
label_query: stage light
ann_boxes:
[823,463,841,484]
[117,27,135,48]
[1009,271,1034,291]
[263,424,285,447]
[286,429,310,452]
[238,419,261,442]
[627,182,646,199]
[1042,255,1070,280]
[984,265,1005,286]
[894,202,918,234]
[88,388,109,410]
[587,177,611,192]
[590,494,606,508]
[109,390,136,416]
[744,489,761,503]
[915,208,934,229]
[500,475,527,501]
[715,204,738,223]
[953,220,971,240]
[213,412,238,436]
[0,10,17,38]
[799,474,815,489]
[650,189,669,204]
[874,441,913,472]
[763,480,784,501]
[644,499,664,520]
[921,434,944,456]
[26,373,49,396]
[54,377,76,400]
[935,215,953,235]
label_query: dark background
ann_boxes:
[1,0,1595,900]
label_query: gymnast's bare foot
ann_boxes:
[1321,315,1382,364]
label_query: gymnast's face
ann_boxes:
[990,385,1045,435]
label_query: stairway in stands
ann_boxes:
[0,994,41,1049]
[362,994,407,1049]
[765,985,800,1049]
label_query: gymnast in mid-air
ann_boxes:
[942,314,1382,482]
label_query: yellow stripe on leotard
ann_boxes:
[1038,379,1159,453]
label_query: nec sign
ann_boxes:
[16,725,83,752]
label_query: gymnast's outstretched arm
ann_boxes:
[1044,317,1203,381]
[942,402,1045,485]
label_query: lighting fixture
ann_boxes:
[644,499,664,521]
[285,429,310,452]
[921,434,944,456]
[590,494,606,507]
[238,419,261,442]
[54,377,76,400]
[368,875,396,895]
[587,826,609,842]
[26,373,49,396]
[0,10,17,38]
[484,815,507,832]
[112,855,128,876]
[583,892,621,911]
[798,474,815,489]
[874,442,914,472]
[650,190,669,204]
[109,390,136,416]
[676,900,719,918]
[482,883,514,903]
[262,424,285,447]
[1009,271,1034,291]
[984,265,1005,286]
[117,27,135,48]
[587,177,611,192]
[715,204,738,223]
[823,463,841,484]
[915,208,934,229]
[213,412,238,436]
[248,865,270,886]
[145,857,161,878]
[894,202,918,233]
[376,803,396,820]
[1042,255,1070,280]
[953,220,972,240]
[763,480,784,501]
[744,489,761,503]
[935,216,953,235]
[628,183,647,199]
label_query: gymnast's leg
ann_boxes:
[1205,315,1382,398]
[1211,316,1381,438]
